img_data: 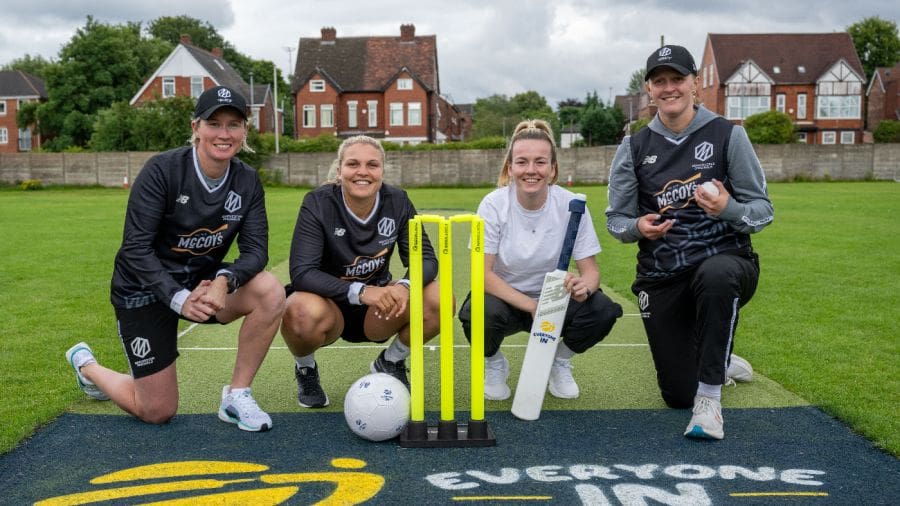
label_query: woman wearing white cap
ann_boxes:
[64,86,284,432]
[606,45,774,440]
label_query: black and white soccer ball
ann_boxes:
[344,373,410,441]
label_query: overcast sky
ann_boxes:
[2,1,897,107]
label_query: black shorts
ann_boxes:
[114,302,222,378]
[284,285,389,344]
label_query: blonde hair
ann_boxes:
[189,119,254,153]
[497,119,559,187]
[329,135,387,184]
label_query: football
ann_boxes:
[344,373,410,441]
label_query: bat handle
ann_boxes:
[556,194,586,271]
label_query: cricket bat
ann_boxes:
[511,194,586,421]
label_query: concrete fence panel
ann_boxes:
[2,144,898,187]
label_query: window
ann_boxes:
[191,77,203,98]
[310,80,325,92]
[348,101,358,128]
[18,128,32,151]
[408,102,422,126]
[251,110,259,131]
[0,101,6,115]
[797,94,807,119]
[302,105,316,128]
[797,132,807,144]
[727,96,769,120]
[817,95,861,119]
[320,104,334,127]
[773,66,781,74]
[390,103,404,126]
[397,78,413,90]
[0,128,7,144]
[840,131,855,144]
[367,100,378,127]
[162,77,175,98]
[776,94,786,113]
[822,131,836,144]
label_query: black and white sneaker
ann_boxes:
[370,350,409,390]
[295,363,329,408]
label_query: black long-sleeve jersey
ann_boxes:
[111,146,268,310]
[289,183,437,302]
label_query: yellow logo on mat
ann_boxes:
[540,321,556,333]
[37,458,384,505]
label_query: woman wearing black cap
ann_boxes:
[64,86,284,432]
[606,45,774,440]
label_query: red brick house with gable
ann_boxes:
[0,70,47,153]
[866,62,900,131]
[698,33,865,144]
[292,24,467,143]
[130,35,280,134]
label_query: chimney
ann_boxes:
[211,47,223,58]
[321,27,336,42]
[400,24,415,42]
[180,34,192,45]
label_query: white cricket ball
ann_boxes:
[700,181,719,197]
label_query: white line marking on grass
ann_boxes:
[179,343,648,351]
[178,323,198,338]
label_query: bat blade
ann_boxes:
[510,269,570,420]
[511,194,586,421]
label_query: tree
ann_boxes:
[626,69,646,94]
[847,16,900,81]
[579,91,626,146]
[557,98,583,133]
[91,97,195,152]
[33,17,171,150]
[743,110,795,144]
[2,54,54,80]
[147,15,228,52]
[472,91,559,140]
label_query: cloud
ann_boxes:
[2,0,897,110]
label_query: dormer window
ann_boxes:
[310,80,325,92]
[398,78,413,90]
[798,66,806,74]
[773,66,781,74]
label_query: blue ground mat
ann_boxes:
[3,407,897,505]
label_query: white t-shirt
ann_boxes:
[477,184,602,298]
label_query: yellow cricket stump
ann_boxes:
[400,214,495,448]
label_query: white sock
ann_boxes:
[697,382,722,402]
[295,354,316,369]
[555,342,575,361]
[229,387,250,395]
[384,338,410,362]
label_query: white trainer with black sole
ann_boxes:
[218,385,272,432]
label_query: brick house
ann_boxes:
[292,24,466,143]
[866,62,900,131]
[698,33,866,144]
[0,70,47,153]
[130,35,280,134]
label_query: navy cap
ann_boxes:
[194,86,248,120]
[645,45,697,80]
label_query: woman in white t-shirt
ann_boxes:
[458,119,622,401]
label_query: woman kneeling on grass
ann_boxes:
[279,135,442,409]
[606,45,774,440]
[65,86,284,432]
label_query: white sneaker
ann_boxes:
[218,386,272,432]
[726,354,753,383]
[548,357,580,399]
[684,395,724,440]
[65,342,109,401]
[484,353,510,401]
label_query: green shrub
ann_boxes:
[744,110,796,144]
[873,120,900,143]
[629,118,650,134]
[19,179,43,191]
